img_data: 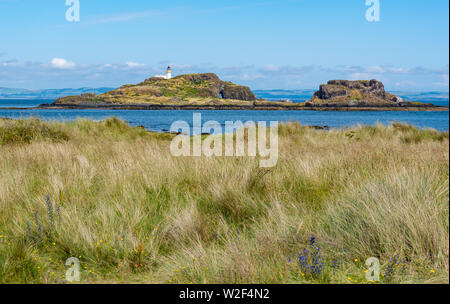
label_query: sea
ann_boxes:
[0,91,448,133]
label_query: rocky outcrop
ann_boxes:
[221,84,256,101]
[309,79,405,106]
[175,73,221,83]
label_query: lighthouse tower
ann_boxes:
[166,66,172,79]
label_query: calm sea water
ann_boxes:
[0,98,448,132]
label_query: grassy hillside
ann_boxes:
[0,117,448,284]
[53,73,257,106]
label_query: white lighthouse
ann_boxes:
[154,66,172,79]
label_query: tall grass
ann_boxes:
[0,117,448,283]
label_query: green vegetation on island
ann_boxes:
[0,117,448,283]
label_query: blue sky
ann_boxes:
[0,0,448,90]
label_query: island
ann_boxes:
[37,73,447,111]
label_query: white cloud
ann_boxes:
[263,64,280,72]
[0,59,448,91]
[1,59,24,67]
[349,72,378,80]
[50,58,76,69]
[433,74,450,88]
[125,62,146,68]
[367,65,386,73]
[395,80,416,87]
[390,67,411,73]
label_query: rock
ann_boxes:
[176,73,220,83]
[314,84,348,99]
[391,95,404,103]
[309,125,330,130]
[309,79,403,106]
[172,73,256,101]
[221,83,256,101]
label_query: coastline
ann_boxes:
[27,103,450,111]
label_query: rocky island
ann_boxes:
[305,79,434,108]
[38,74,447,111]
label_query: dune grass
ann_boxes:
[0,117,448,284]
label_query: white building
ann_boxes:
[154,66,172,79]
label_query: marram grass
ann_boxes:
[0,117,448,284]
